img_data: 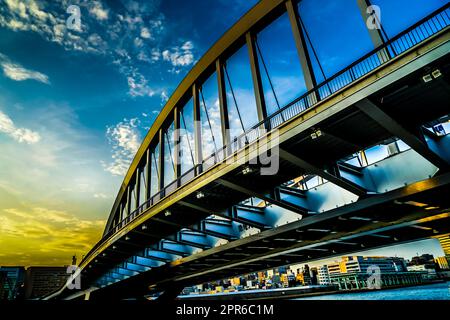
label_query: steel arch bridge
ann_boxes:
[49,0,450,300]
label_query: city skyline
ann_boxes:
[206,238,447,288]
[299,239,446,270]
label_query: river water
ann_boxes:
[296,281,450,300]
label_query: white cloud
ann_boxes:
[89,1,109,20]
[151,49,161,62]
[0,53,49,84]
[162,41,195,67]
[181,41,194,51]
[28,0,49,21]
[0,109,41,144]
[134,37,144,48]
[93,193,109,199]
[102,118,141,176]
[137,51,151,63]
[0,1,169,101]
[87,33,107,50]
[140,27,151,39]
[0,0,101,53]
[137,50,162,65]
[161,90,169,103]
[5,0,27,19]
[5,0,52,23]
[119,14,143,31]
[2,62,49,83]
[127,73,156,97]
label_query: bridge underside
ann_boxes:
[87,176,450,301]
[66,45,450,300]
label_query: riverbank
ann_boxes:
[296,280,450,300]
[178,280,449,300]
[179,285,338,300]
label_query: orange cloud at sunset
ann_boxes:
[0,206,104,266]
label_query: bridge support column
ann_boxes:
[246,32,269,130]
[286,0,318,102]
[193,84,203,174]
[174,106,182,183]
[157,284,185,301]
[146,149,151,202]
[135,168,141,210]
[356,0,391,62]
[357,0,385,46]
[127,183,133,217]
[216,59,231,157]
[158,129,165,194]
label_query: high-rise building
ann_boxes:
[317,265,330,286]
[310,267,318,285]
[0,267,25,300]
[0,273,5,299]
[24,267,68,299]
[327,262,343,276]
[410,254,435,266]
[300,264,312,285]
[327,256,398,276]
[389,257,408,272]
[406,264,437,278]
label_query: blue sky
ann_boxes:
[0,0,260,265]
[0,0,447,266]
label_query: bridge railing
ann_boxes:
[99,4,449,244]
[243,4,450,145]
[198,3,450,162]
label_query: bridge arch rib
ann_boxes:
[47,0,450,300]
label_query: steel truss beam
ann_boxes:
[114,267,138,277]
[164,233,210,250]
[124,261,151,273]
[246,32,269,130]
[161,172,450,282]
[355,99,450,171]
[422,129,450,164]
[157,240,195,257]
[230,204,271,229]
[198,218,239,241]
[278,149,368,196]
[133,254,167,267]
[217,178,311,215]
[285,0,318,94]
[178,230,212,249]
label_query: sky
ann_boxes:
[0,0,447,267]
